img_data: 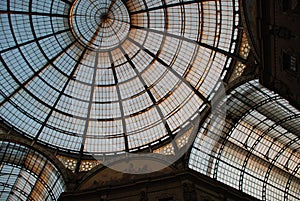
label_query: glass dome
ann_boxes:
[0,0,239,155]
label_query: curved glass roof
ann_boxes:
[0,0,240,155]
[0,141,66,200]
[189,80,300,200]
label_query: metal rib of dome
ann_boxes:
[0,0,240,155]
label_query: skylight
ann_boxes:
[0,0,239,155]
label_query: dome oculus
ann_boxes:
[70,0,130,50]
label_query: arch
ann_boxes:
[189,79,300,200]
[0,138,67,200]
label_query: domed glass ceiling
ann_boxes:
[0,0,239,155]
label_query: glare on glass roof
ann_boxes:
[0,0,239,155]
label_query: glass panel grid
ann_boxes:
[0,141,65,200]
[189,80,300,200]
[1,0,239,155]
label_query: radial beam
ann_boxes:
[130,0,211,15]
[127,37,209,103]
[0,29,71,54]
[0,10,68,17]
[109,52,129,152]
[0,40,75,108]
[130,25,247,64]
[75,22,109,170]
[33,48,88,141]
[120,47,179,152]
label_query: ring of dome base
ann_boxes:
[70,0,130,51]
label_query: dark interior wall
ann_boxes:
[59,169,259,201]
[259,0,300,110]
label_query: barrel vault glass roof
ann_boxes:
[1,0,300,200]
[0,141,65,200]
[0,0,240,155]
[189,80,300,201]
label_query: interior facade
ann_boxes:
[0,0,299,200]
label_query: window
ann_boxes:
[283,50,297,72]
